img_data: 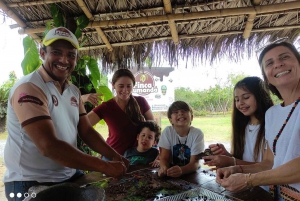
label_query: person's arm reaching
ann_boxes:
[23,119,127,179]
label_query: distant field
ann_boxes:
[95,114,232,142]
[0,115,232,143]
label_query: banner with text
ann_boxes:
[132,68,174,112]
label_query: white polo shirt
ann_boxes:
[3,67,86,183]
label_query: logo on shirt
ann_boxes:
[70,96,78,107]
[52,95,58,106]
[18,93,43,106]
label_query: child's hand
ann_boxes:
[167,165,182,177]
[209,143,231,156]
[150,159,160,167]
[158,166,168,177]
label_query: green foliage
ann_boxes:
[175,73,248,115]
[50,4,65,27]
[75,15,89,39]
[21,36,42,75]
[0,72,18,118]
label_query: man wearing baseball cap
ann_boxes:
[3,27,129,201]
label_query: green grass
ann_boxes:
[0,115,232,143]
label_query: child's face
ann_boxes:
[137,127,156,152]
[169,109,193,127]
[234,87,257,117]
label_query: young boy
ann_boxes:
[158,101,204,177]
[124,121,161,167]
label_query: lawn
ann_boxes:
[95,114,232,143]
[0,114,232,143]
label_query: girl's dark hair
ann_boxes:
[167,101,193,119]
[231,76,273,161]
[112,69,145,125]
[258,41,300,100]
[137,121,161,143]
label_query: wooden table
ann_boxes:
[74,165,273,201]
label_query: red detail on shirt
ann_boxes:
[18,95,43,106]
[52,95,58,106]
[70,96,78,107]
[92,96,150,155]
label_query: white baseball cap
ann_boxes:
[42,27,79,49]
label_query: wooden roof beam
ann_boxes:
[163,0,179,45]
[6,0,73,8]
[80,24,300,50]
[0,1,41,42]
[18,1,300,34]
[243,0,261,39]
[75,0,113,51]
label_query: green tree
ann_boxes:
[0,71,18,132]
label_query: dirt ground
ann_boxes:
[0,163,6,200]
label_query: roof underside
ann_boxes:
[1,0,300,71]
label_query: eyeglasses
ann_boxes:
[255,37,290,60]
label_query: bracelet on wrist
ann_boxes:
[232,156,236,166]
[245,173,253,189]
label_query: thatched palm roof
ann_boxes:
[1,0,300,70]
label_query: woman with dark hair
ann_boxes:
[216,41,300,201]
[88,69,154,156]
[205,77,273,173]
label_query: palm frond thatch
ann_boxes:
[1,0,300,71]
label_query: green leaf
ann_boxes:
[84,83,93,93]
[85,57,101,90]
[96,86,113,102]
[21,36,42,75]
[50,4,65,27]
[74,28,82,39]
[76,15,89,29]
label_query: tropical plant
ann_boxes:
[0,72,17,132]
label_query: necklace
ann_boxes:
[272,97,300,156]
[248,124,259,132]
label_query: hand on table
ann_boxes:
[165,165,182,177]
[158,166,168,177]
[112,155,130,169]
[81,93,102,107]
[216,166,238,182]
[217,173,249,192]
[209,143,231,156]
[150,159,160,167]
[103,161,127,179]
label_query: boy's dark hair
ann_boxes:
[137,121,161,143]
[167,101,193,119]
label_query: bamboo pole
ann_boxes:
[163,0,179,45]
[6,0,73,7]
[243,13,256,39]
[18,1,300,34]
[243,0,261,39]
[75,0,113,51]
[0,1,41,42]
[79,24,300,50]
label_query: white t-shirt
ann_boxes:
[242,124,263,162]
[265,102,300,192]
[158,126,204,165]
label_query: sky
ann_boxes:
[0,16,263,91]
